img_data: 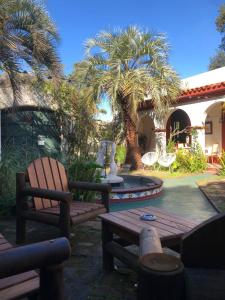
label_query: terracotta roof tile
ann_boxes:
[179,81,225,101]
[138,81,225,111]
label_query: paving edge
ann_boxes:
[198,184,221,213]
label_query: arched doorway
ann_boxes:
[166,109,191,144]
[205,102,225,153]
[138,115,155,154]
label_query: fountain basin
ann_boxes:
[110,175,163,204]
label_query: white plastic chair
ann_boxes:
[158,153,176,172]
[141,152,158,168]
[205,144,219,163]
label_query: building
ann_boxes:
[138,66,225,155]
[0,73,60,159]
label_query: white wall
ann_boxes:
[164,95,225,151]
[181,67,225,89]
[141,67,225,152]
[205,104,222,152]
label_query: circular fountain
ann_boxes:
[96,141,163,204]
[110,175,163,203]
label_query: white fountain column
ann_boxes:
[96,141,106,177]
[108,143,118,176]
[97,140,124,185]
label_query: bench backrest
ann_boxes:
[27,157,68,210]
[181,212,225,269]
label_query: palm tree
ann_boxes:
[0,0,61,105]
[83,26,181,169]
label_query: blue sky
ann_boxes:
[46,0,224,120]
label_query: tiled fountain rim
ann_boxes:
[112,175,163,194]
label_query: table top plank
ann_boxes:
[102,213,142,234]
[115,211,183,235]
[111,211,175,237]
[135,207,196,231]
[123,209,188,234]
[138,206,199,227]
[100,206,200,242]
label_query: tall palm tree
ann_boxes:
[0,0,61,105]
[83,26,181,169]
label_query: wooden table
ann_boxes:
[100,206,200,271]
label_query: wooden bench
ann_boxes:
[0,234,70,300]
[138,212,225,299]
[100,210,225,300]
[16,157,111,243]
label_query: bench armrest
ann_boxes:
[69,181,111,193]
[69,181,111,211]
[0,237,70,278]
[21,187,72,203]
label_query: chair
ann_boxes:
[157,153,176,171]
[0,234,70,300]
[211,143,219,163]
[141,152,158,168]
[177,143,184,149]
[16,157,111,243]
[138,212,225,299]
[205,144,219,163]
[181,212,225,299]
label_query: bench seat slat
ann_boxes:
[40,202,105,217]
[0,271,38,290]
[0,234,39,299]
[0,277,39,300]
[0,243,13,251]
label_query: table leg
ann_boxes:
[102,220,114,271]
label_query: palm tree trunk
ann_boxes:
[7,70,21,106]
[121,97,142,170]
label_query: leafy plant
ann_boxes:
[166,139,176,153]
[83,26,180,169]
[68,158,102,202]
[174,147,207,173]
[0,0,61,105]
[0,144,40,215]
[219,151,225,175]
[115,144,127,166]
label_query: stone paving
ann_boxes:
[0,173,224,299]
[198,179,225,212]
[0,218,137,300]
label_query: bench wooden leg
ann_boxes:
[28,294,38,300]
[102,220,114,271]
[40,263,64,300]
[59,202,71,240]
[16,216,26,244]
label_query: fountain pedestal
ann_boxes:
[96,140,124,186]
[101,174,124,187]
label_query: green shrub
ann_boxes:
[68,158,102,202]
[174,146,207,173]
[115,144,127,165]
[166,139,176,153]
[0,145,40,215]
[219,151,225,176]
[172,130,207,173]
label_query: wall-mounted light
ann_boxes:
[37,135,45,146]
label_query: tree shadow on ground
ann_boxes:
[0,182,218,300]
